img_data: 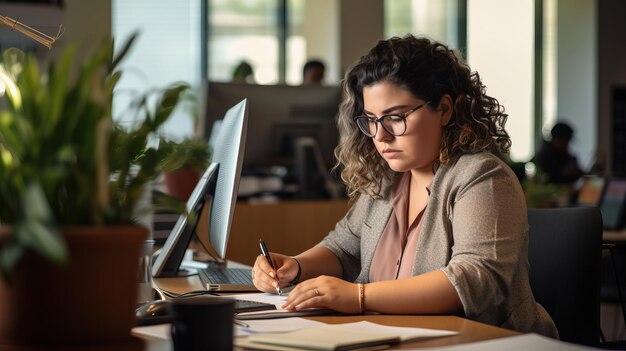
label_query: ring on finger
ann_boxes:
[314,288,319,296]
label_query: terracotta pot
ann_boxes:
[164,167,201,201]
[0,226,147,349]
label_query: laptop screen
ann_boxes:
[600,178,626,230]
[577,176,606,206]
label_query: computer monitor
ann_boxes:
[152,99,248,277]
[204,82,340,169]
[600,177,626,230]
[576,175,607,206]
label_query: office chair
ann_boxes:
[527,207,603,346]
[600,242,626,348]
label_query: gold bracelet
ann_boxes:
[358,283,365,314]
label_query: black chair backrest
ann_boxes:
[527,207,602,346]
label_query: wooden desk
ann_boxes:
[140,312,517,350]
[148,276,518,350]
[604,229,626,242]
[152,197,518,350]
[307,315,518,349]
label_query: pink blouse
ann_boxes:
[369,172,430,281]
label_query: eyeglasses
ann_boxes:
[352,102,430,137]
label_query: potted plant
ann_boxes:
[160,137,211,201]
[158,88,211,201]
[0,36,187,349]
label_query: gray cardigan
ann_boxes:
[317,152,558,337]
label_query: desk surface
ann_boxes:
[306,315,518,349]
[150,275,518,350]
[604,229,626,242]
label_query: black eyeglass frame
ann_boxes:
[352,101,430,137]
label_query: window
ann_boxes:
[208,0,304,85]
[384,0,465,52]
[206,0,338,85]
[111,0,200,139]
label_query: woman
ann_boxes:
[252,35,557,336]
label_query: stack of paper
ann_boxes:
[241,327,399,350]
[235,321,458,350]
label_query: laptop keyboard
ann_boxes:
[198,267,253,286]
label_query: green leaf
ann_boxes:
[0,240,25,282]
[46,46,75,134]
[153,190,187,212]
[153,83,189,127]
[112,32,139,70]
[22,183,54,222]
[15,222,67,265]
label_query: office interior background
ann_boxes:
[3,0,626,341]
[1,0,624,176]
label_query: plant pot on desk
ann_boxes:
[0,226,147,350]
[164,167,201,201]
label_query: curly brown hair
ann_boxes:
[334,35,511,199]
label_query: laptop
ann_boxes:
[576,175,607,207]
[197,265,257,292]
[152,100,257,292]
[599,178,626,230]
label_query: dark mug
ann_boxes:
[170,296,234,351]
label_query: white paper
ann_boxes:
[406,333,605,351]
[131,323,171,341]
[131,317,327,339]
[231,292,288,309]
[235,317,328,336]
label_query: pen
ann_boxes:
[259,239,282,295]
[233,319,250,328]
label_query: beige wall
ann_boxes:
[339,0,384,74]
[62,0,111,62]
[304,0,340,83]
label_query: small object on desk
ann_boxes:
[170,296,234,351]
[135,299,173,326]
[233,319,250,328]
[259,239,282,295]
[135,297,276,326]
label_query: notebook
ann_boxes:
[232,292,334,320]
[244,326,400,351]
[236,321,459,351]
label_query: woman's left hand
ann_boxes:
[282,275,361,314]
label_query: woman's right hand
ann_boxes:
[252,252,300,293]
